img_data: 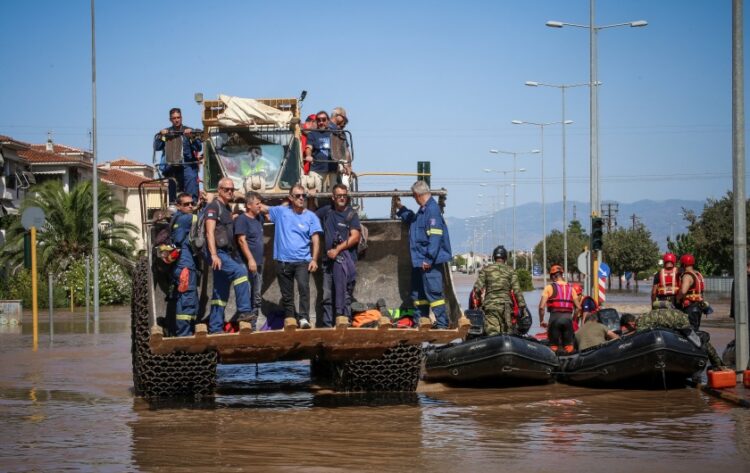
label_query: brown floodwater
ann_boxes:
[0,282,749,472]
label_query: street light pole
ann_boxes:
[525,81,588,277]
[489,149,537,269]
[547,2,647,295]
[511,120,572,289]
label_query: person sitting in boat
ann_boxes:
[638,301,730,370]
[538,265,582,355]
[575,311,620,351]
[472,245,527,336]
[617,313,637,336]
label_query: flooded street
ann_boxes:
[1,280,749,472]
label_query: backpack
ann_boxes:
[189,211,206,253]
[345,210,368,259]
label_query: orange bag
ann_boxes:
[352,309,381,328]
[743,369,750,388]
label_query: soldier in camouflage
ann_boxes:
[638,301,729,369]
[473,246,526,336]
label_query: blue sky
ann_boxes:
[0,0,744,220]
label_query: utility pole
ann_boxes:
[629,213,639,230]
[600,202,619,232]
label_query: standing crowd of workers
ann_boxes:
[154,105,454,336]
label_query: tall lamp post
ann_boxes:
[525,81,587,276]
[511,120,572,289]
[483,170,521,246]
[488,149,538,269]
[547,2,647,295]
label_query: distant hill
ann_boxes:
[446,199,704,255]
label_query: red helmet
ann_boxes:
[680,254,695,266]
[549,264,564,275]
[663,253,677,264]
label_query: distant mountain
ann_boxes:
[446,199,704,255]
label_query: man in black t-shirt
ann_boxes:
[235,191,265,322]
[314,184,361,327]
[205,177,253,333]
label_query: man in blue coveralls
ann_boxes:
[395,180,453,329]
[205,177,254,333]
[171,192,199,336]
[153,107,202,204]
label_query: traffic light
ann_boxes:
[591,217,604,251]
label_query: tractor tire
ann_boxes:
[131,256,217,399]
[331,343,424,393]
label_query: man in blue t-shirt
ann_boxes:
[314,184,361,327]
[235,191,266,326]
[262,184,321,329]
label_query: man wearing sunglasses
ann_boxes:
[303,111,338,192]
[263,184,322,329]
[313,184,361,327]
[153,107,202,205]
[205,178,254,333]
[395,181,453,329]
[169,192,199,336]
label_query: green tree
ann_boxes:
[532,219,589,277]
[0,180,138,275]
[603,224,660,290]
[670,192,748,276]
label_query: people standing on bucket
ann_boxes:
[395,181,452,329]
[153,107,202,205]
[234,191,266,327]
[205,177,254,333]
[170,192,199,336]
[311,184,361,327]
[538,265,582,354]
[472,245,526,335]
[651,252,679,305]
[260,184,322,329]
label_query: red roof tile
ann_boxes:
[100,168,162,189]
[29,143,89,156]
[19,147,89,165]
[110,158,146,167]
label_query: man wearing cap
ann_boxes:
[538,264,581,354]
[473,245,526,335]
[331,107,353,182]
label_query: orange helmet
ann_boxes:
[549,264,564,276]
[663,253,676,264]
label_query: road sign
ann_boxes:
[598,262,610,278]
[21,207,46,231]
[577,251,590,275]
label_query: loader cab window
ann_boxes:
[208,130,288,191]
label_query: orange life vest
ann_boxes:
[547,282,574,313]
[352,309,382,328]
[656,268,678,297]
[681,270,704,306]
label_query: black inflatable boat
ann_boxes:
[559,328,708,387]
[424,334,559,385]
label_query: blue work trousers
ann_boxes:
[172,264,197,336]
[321,260,356,327]
[411,266,448,328]
[165,164,199,204]
[208,250,252,333]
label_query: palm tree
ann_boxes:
[0,180,138,274]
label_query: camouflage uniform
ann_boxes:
[473,262,526,336]
[637,308,724,367]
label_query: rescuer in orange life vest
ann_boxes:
[538,265,582,354]
[676,253,707,331]
[651,252,679,306]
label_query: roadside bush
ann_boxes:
[3,268,68,309]
[61,257,131,306]
[516,268,534,292]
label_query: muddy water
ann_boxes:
[1,286,749,472]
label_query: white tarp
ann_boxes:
[217,95,294,127]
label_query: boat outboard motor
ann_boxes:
[464,310,485,339]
